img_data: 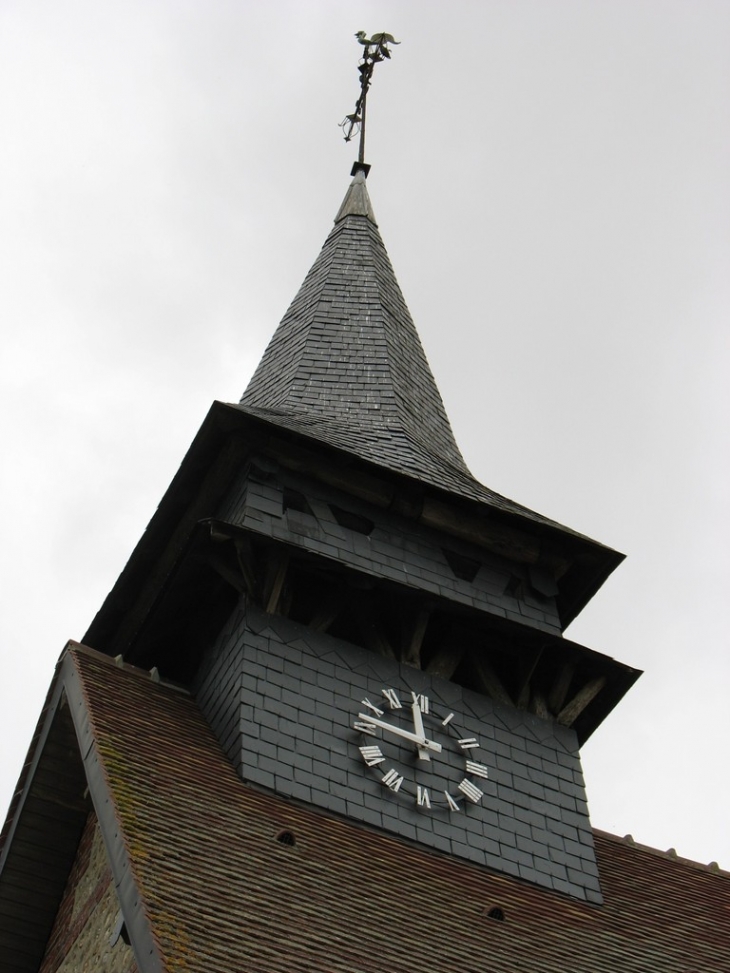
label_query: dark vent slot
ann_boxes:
[443,548,480,582]
[504,575,524,599]
[487,907,505,922]
[330,505,374,536]
[528,564,559,598]
[275,830,296,846]
[283,489,313,516]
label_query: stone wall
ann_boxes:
[39,811,137,973]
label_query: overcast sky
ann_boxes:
[1,1,728,870]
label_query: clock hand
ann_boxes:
[410,698,431,762]
[357,713,442,754]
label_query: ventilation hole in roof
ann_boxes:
[283,489,314,516]
[330,505,374,536]
[275,830,296,847]
[442,548,480,582]
[487,907,505,922]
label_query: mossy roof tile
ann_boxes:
[70,645,730,973]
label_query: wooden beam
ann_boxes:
[362,619,397,661]
[264,548,290,615]
[514,646,544,710]
[103,435,245,656]
[471,653,513,708]
[548,661,576,715]
[517,682,531,710]
[309,594,343,633]
[426,642,464,681]
[208,552,245,593]
[531,689,550,721]
[557,676,607,726]
[402,607,430,669]
[234,536,259,598]
[267,441,394,508]
[420,498,541,565]
[279,584,294,618]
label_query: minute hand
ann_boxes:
[357,713,442,753]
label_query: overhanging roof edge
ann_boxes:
[60,645,167,973]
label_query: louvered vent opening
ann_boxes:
[443,548,481,582]
[330,505,374,535]
[283,489,314,516]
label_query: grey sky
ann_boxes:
[1,1,728,868]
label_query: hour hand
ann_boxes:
[357,713,442,754]
[410,698,431,762]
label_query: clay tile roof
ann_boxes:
[69,645,730,973]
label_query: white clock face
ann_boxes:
[353,686,489,812]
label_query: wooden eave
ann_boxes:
[0,648,165,973]
[0,679,88,973]
[84,401,624,664]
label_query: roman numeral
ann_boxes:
[354,720,377,735]
[382,688,402,709]
[382,768,404,792]
[417,786,431,809]
[441,712,454,726]
[458,737,479,750]
[411,692,429,714]
[359,745,385,766]
[361,697,384,717]
[465,760,489,779]
[445,791,460,811]
[458,779,484,803]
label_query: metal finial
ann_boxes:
[340,31,400,168]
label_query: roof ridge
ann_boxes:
[594,829,729,876]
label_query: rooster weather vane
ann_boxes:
[340,31,400,165]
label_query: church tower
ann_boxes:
[3,49,727,973]
[75,165,638,903]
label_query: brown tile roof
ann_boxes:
[67,644,730,973]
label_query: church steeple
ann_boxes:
[241,169,473,493]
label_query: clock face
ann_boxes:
[352,686,489,813]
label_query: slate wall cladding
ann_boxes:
[195,597,602,903]
[216,460,562,636]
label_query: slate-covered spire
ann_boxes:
[240,169,474,493]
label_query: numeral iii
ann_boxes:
[465,760,489,779]
[458,779,484,803]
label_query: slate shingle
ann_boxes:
[240,173,578,533]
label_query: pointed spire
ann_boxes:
[240,171,475,493]
[334,168,377,224]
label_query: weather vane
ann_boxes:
[340,31,400,168]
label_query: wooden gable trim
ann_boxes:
[59,647,166,973]
[0,647,166,973]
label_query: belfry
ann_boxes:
[1,39,728,973]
